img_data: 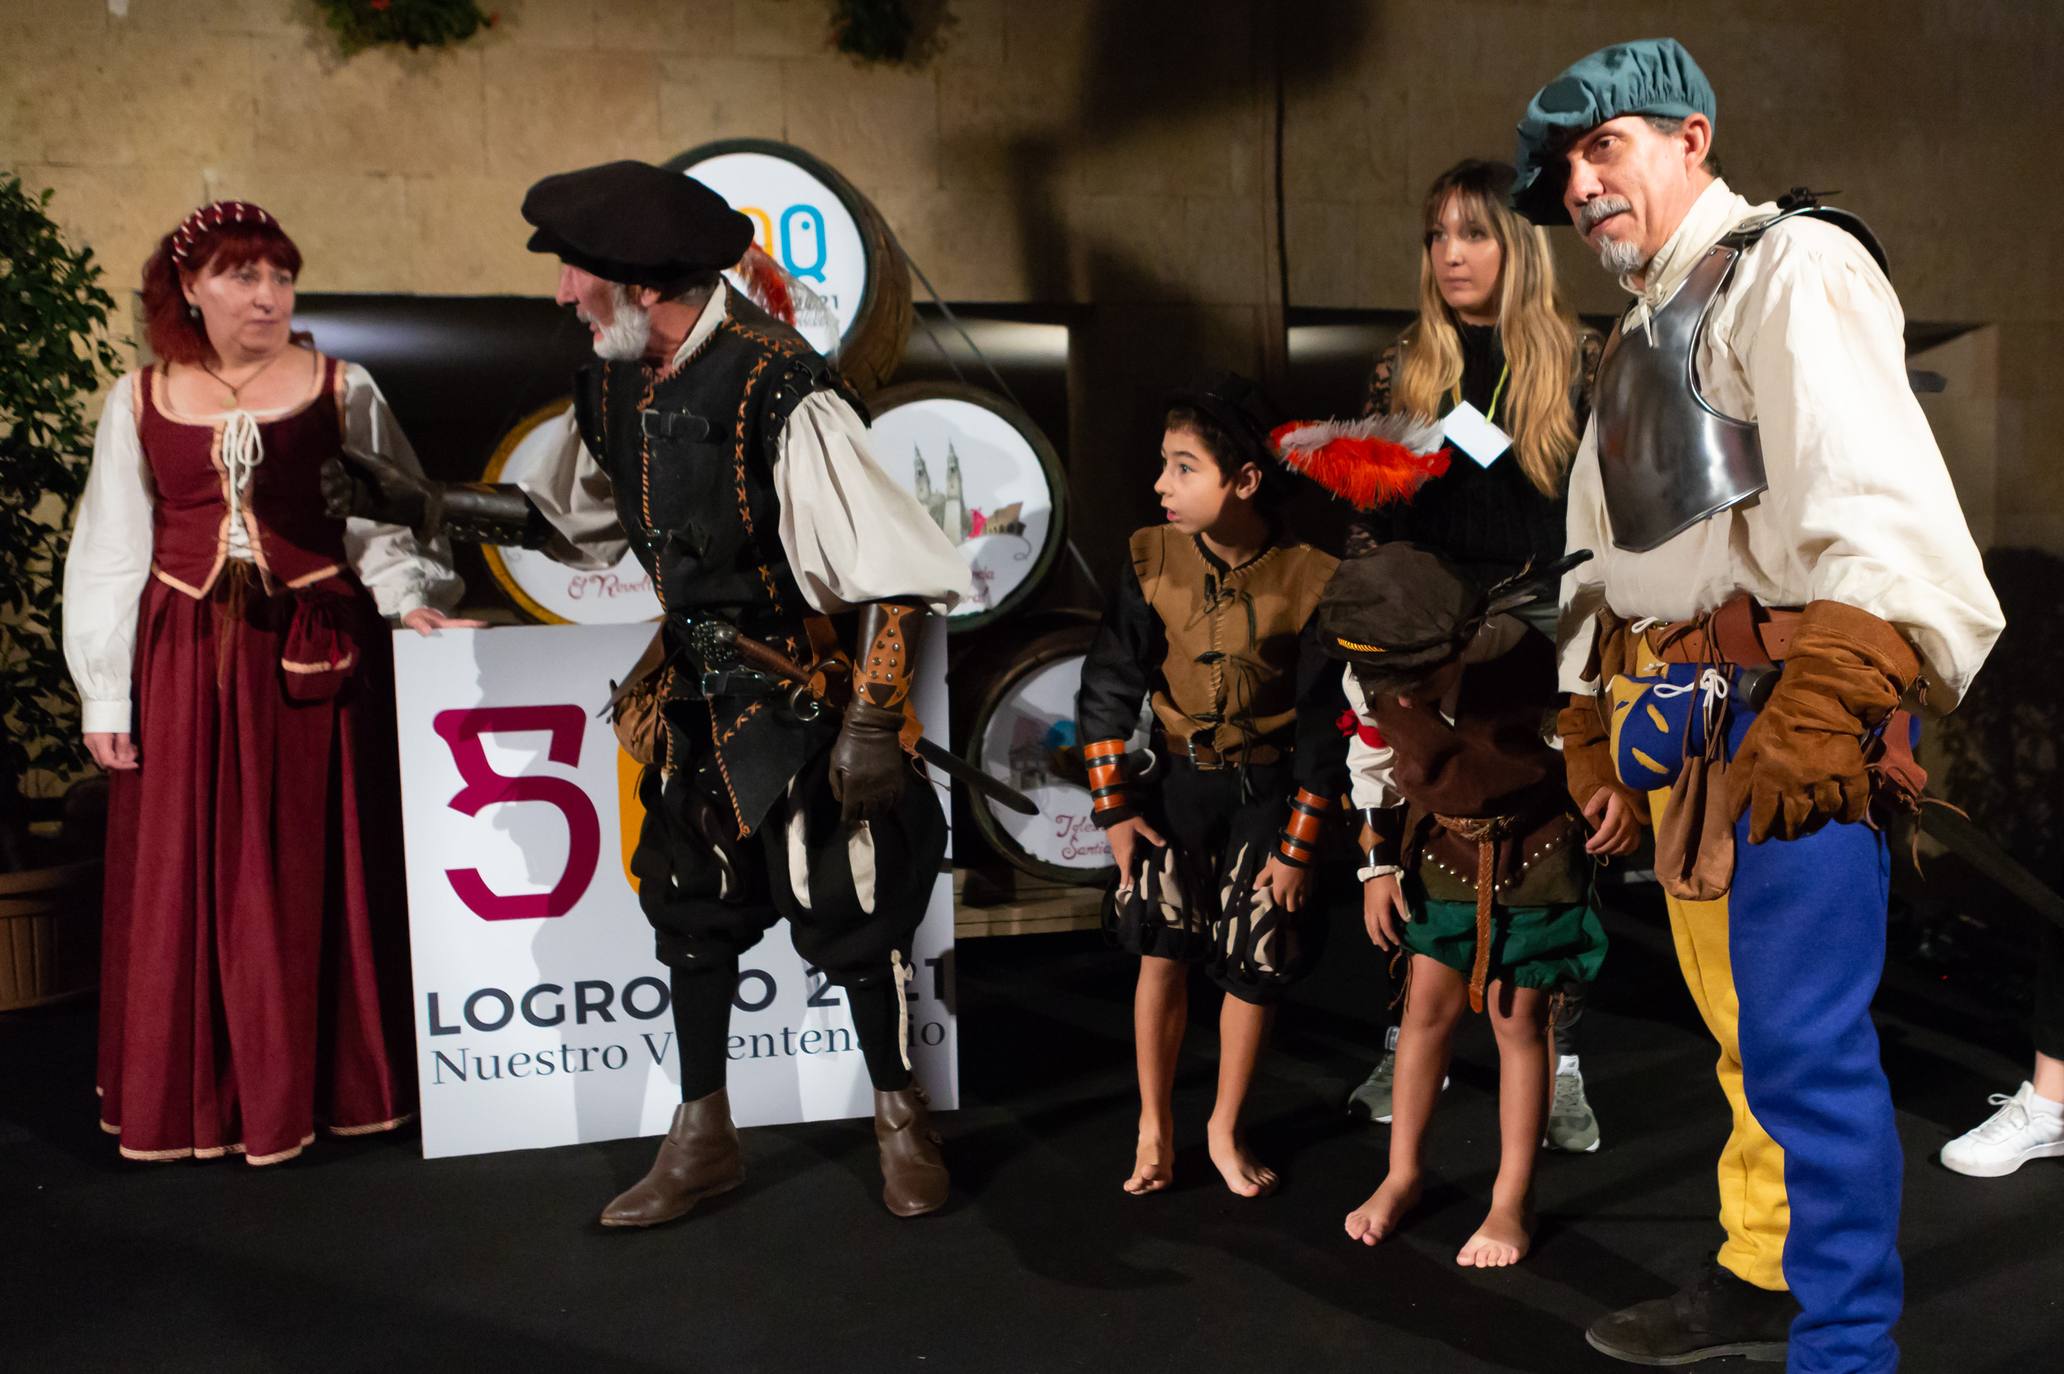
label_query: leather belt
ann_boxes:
[1433,812,1512,1015]
[1648,594,1801,668]
[1174,735,1284,771]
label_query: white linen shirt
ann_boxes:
[508,281,970,614]
[63,365,465,734]
[1556,180,2003,709]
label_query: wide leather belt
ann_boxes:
[1172,735,1284,771]
[1647,595,1802,668]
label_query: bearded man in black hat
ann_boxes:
[329,160,970,1225]
[1510,37,2003,1372]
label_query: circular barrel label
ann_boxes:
[869,385,1066,631]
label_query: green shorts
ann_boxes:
[1401,885,1607,991]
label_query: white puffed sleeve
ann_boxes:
[504,403,628,571]
[63,375,155,735]
[1341,669,1405,811]
[773,391,971,614]
[337,364,465,618]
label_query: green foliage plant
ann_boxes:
[0,176,123,860]
[314,0,496,57]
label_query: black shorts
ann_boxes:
[1104,757,1328,1005]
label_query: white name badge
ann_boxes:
[1442,401,1512,468]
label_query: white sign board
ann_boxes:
[393,624,956,1159]
[682,151,867,361]
[870,396,1059,623]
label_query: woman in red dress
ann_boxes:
[63,201,479,1164]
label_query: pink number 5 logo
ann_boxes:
[433,706,601,920]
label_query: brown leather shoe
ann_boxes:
[599,1089,744,1228]
[874,1085,949,1217]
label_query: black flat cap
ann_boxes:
[522,161,755,292]
[1316,543,1486,691]
[1167,370,1282,469]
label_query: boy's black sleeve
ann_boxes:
[1075,558,1163,827]
[1292,614,1350,799]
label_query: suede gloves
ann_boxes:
[1727,600,1919,844]
[1556,692,1645,820]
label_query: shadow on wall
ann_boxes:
[951,3,1379,595]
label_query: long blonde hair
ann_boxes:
[1391,160,1580,497]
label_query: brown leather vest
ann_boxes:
[1129,525,1336,752]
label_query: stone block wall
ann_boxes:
[7,0,2060,565]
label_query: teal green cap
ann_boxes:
[1510,38,1716,225]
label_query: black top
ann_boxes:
[1350,325,1601,582]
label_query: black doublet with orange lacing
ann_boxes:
[574,291,867,835]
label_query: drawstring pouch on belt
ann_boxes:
[280,583,361,702]
[1608,662,1737,900]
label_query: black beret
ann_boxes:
[522,160,755,292]
[1166,370,1282,469]
[1316,543,1487,692]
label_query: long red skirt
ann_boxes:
[99,565,415,1164]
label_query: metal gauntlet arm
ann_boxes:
[322,447,550,548]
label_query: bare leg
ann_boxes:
[1127,955,1186,1194]
[1347,956,1466,1245]
[2033,1050,2064,1103]
[1458,979,1550,1267]
[1207,993,1278,1197]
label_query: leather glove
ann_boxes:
[828,698,910,824]
[1556,692,1645,819]
[322,447,548,548]
[1727,600,1919,844]
[322,446,434,531]
[828,601,926,825]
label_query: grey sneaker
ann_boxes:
[1346,1050,1399,1123]
[1545,1061,1601,1153]
[1346,1030,1447,1125]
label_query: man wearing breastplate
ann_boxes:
[328,162,971,1225]
[1510,40,2004,1373]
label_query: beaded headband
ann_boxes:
[168,200,280,265]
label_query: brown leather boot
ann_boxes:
[874,1085,949,1217]
[599,1089,744,1228]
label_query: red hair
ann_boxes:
[141,207,306,366]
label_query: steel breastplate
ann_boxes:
[1592,202,1890,553]
[1592,242,1766,553]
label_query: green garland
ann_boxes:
[314,0,496,58]
[831,0,917,64]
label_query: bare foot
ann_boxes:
[1343,1172,1421,1246]
[1123,1132,1173,1195]
[1206,1126,1278,1198]
[1455,1202,1531,1267]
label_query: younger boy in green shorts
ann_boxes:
[1323,542,1621,1267]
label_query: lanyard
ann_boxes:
[1449,360,1510,425]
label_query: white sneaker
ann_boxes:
[1940,1082,2064,1178]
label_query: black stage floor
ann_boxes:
[5,885,2061,1373]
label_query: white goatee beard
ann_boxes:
[590,285,653,361]
[1597,236,1649,276]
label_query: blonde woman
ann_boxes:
[1343,159,1607,1151]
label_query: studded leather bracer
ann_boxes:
[829,600,927,824]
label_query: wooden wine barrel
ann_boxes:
[668,139,913,396]
[476,399,663,626]
[869,381,1069,634]
[0,859,101,1011]
[962,623,1150,887]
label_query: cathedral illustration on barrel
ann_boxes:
[912,443,1023,545]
